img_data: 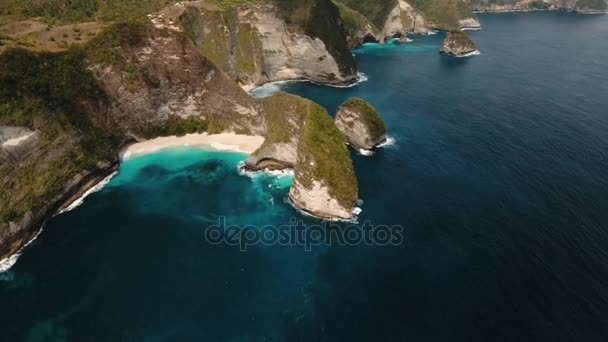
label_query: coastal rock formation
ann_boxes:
[440,31,478,57]
[289,102,358,220]
[459,17,482,29]
[335,98,387,150]
[0,20,360,261]
[245,93,358,220]
[178,1,358,89]
[335,0,481,48]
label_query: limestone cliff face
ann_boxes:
[440,31,478,57]
[178,2,358,89]
[335,98,387,150]
[88,24,265,134]
[245,93,358,220]
[289,102,358,220]
[337,0,480,47]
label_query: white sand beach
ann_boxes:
[120,132,265,160]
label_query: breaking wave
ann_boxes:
[248,72,369,98]
[60,171,118,214]
[456,50,481,58]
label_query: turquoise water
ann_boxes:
[2,12,608,341]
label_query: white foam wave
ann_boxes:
[60,171,118,214]
[248,72,369,98]
[359,149,374,156]
[461,27,482,31]
[0,225,44,274]
[377,136,396,148]
[426,30,439,35]
[0,254,20,274]
[285,197,362,224]
[237,162,294,179]
[0,171,116,273]
[456,50,481,58]
[315,72,369,88]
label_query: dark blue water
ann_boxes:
[2,12,608,341]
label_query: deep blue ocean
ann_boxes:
[2,12,608,341]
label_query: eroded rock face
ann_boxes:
[459,17,481,29]
[180,3,358,90]
[335,98,387,150]
[383,0,432,39]
[89,24,265,134]
[289,178,353,220]
[440,31,478,57]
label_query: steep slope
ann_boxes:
[336,0,480,44]
[178,0,358,89]
[0,21,359,261]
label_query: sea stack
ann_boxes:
[440,31,478,57]
[335,97,387,150]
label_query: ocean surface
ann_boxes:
[2,12,608,341]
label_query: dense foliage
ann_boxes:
[334,0,397,29]
[299,102,358,209]
[0,0,172,24]
[0,48,119,223]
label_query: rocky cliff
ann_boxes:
[174,0,358,89]
[245,92,358,220]
[0,21,359,261]
[335,98,387,150]
[440,30,478,56]
[335,0,480,46]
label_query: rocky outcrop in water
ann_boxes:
[335,98,387,150]
[440,31,478,57]
[245,92,358,220]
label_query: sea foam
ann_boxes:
[60,171,118,214]
[377,136,397,148]
[0,225,44,274]
[248,72,368,98]
[456,50,481,58]
[237,162,294,179]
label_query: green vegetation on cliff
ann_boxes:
[335,0,397,29]
[0,48,119,223]
[298,102,358,209]
[276,0,357,77]
[408,0,475,30]
[341,97,386,142]
[0,0,172,24]
[180,7,261,85]
[86,22,147,65]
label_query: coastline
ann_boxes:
[1,133,265,272]
[0,160,119,272]
[120,132,265,161]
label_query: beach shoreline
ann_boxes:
[120,132,265,161]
